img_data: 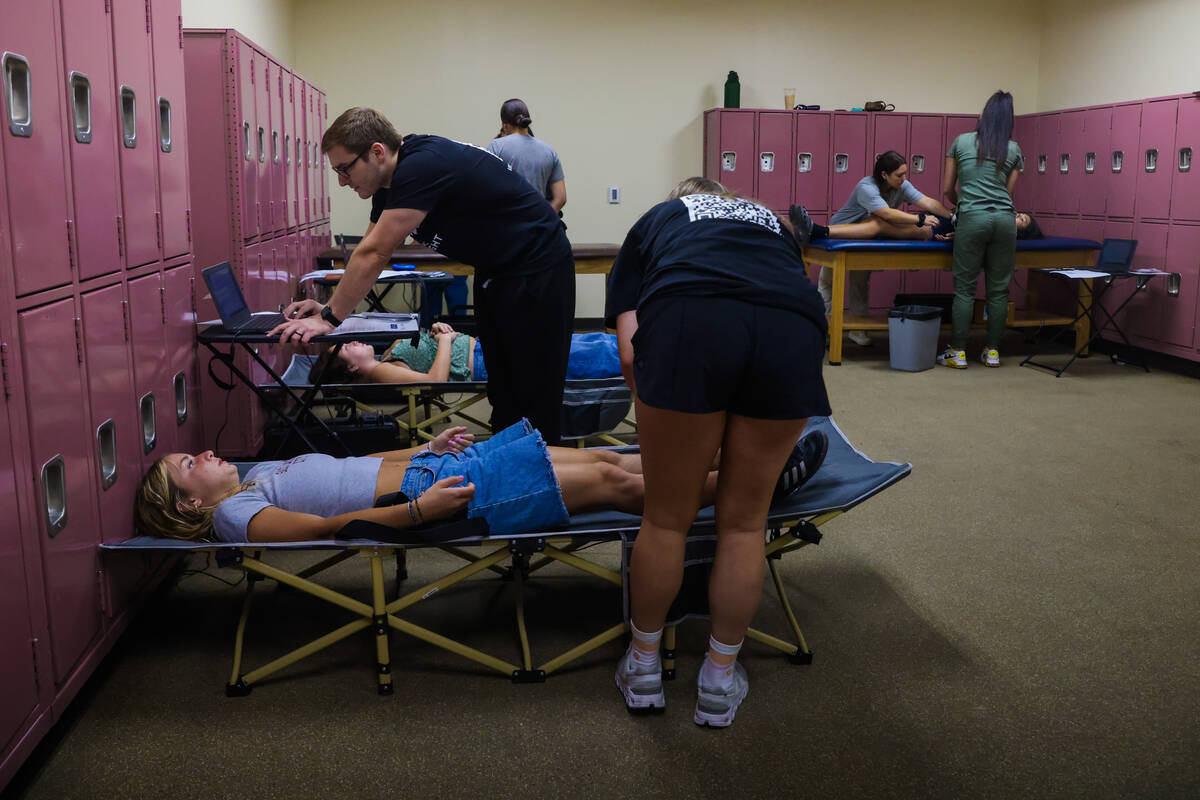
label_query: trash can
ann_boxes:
[887,305,942,372]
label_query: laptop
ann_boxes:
[201,261,286,332]
[1093,238,1138,274]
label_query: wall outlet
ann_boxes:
[608,186,620,204]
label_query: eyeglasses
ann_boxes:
[332,149,368,177]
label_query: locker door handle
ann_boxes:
[1059,154,1070,174]
[797,152,813,173]
[70,72,92,143]
[158,97,172,152]
[285,134,291,165]
[40,455,68,536]
[1085,152,1096,173]
[1036,155,1047,174]
[911,155,926,173]
[1179,147,1192,173]
[173,372,187,424]
[96,419,118,490]
[140,392,157,454]
[720,151,737,172]
[3,52,32,137]
[120,86,136,147]
[759,152,775,173]
[272,130,279,164]
[258,126,265,162]
[1112,150,1124,173]
[1166,272,1181,297]
[834,154,849,174]
[244,121,251,160]
[1145,149,1158,173]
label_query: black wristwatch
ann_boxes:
[916,212,927,227]
[320,305,343,327]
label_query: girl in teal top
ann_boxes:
[939,91,1023,369]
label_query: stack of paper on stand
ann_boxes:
[332,312,420,336]
[299,269,449,283]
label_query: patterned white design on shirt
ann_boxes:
[679,194,781,234]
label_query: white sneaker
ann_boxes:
[980,347,1000,367]
[847,330,872,346]
[615,646,665,714]
[936,346,968,369]
[694,660,749,728]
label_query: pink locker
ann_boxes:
[60,0,123,282]
[1168,95,1200,222]
[1033,114,1059,215]
[128,272,176,462]
[255,52,273,235]
[1011,115,1035,210]
[909,115,945,208]
[703,110,755,199]
[268,59,286,232]
[308,87,319,221]
[1,3,74,295]
[1124,221,1169,340]
[870,113,908,163]
[793,112,829,211]
[943,115,978,146]
[1136,99,1177,220]
[0,374,43,767]
[755,112,793,211]
[1056,111,1085,215]
[1159,223,1200,347]
[1079,107,1112,217]
[320,93,330,217]
[237,39,259,240]
[1107,103,1141,218]
[151,0,190,259]
[296,79,311,228]
[831,113,868,209]
[112,0,161,267]
[283,70,298,230]
[18,298,103,684]
[164,261,203,454]
[79,283,144,619]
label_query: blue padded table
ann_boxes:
[802,237,1101,364]
[102,417,910,696]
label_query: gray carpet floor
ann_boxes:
[9,333,1200,799]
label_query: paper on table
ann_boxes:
[332,312,420,335]
[1046,269,1113,278]
[299,269,449,283]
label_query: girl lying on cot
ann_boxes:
[134,422,829,543]
[312,323,620,385]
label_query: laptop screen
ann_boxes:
[1096,238,1137,271]
[202,262,249,326]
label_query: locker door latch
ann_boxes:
[721,151,737,172]
[759,152,775,173]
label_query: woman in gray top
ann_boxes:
[487,99,567,214]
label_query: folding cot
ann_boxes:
[273,354,636,448]
[102,417,910,696]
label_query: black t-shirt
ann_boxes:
[604,195,827,331]
[371,135,570,281]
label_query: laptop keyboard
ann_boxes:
[235,313,286,332]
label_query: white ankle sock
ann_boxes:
[701,635,743,688]
[629,621,662,671]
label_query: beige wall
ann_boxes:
[1038,0,1200,111]
[181,0,295,65]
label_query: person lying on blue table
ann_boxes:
[134,423,829,543]
[314,322,620,385]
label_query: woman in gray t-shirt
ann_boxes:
[486,98,567,214]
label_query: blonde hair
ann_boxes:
[134,457,252,541]
[667,176,738,201]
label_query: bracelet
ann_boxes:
[407,501,418,525]
[916,212,927,227]
[413,497,425,524]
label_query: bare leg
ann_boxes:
[827,218,884,239]
[555,461,718,515]
[547,446,642,474]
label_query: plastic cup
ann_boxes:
[784,88,796,109]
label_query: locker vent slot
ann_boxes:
[40,455,67,537]
[158,97,171,152]
[70,72,92,143]
[140,392,157,454]
[834,154,849,174]
[1179,147,1192,173]
[1145,149,1158,173]
[911,155,926,174]
[3,52,32,137]
[1036,155,1047,174]
[796,152,813,173]
[174,372,188,424]
[244,121,251,160]
[759,152,775,173]
[720,151,737,172]
[120,86,136,147]
[1059,154,1070,174]
[1085,152,1096,173]
[96,419,118,490]
[1112,150,1124,173]
[1167,272,1181,297]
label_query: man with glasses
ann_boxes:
[271,107,575,444]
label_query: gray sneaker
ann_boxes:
[615,647,665,714]
[694,660,749,727]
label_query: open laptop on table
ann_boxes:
[1093,238,1138,274]
[201,261,286,333]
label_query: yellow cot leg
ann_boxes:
[370,553,394,695]
[663,625,678,680]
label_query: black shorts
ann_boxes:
[632,296,831,419]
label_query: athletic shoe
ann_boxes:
[980,347,1000,367]
[614,646,665,714]
[787,204,815,245]
[937,347,968,369]
[773,430,828,504]
[694,660,749,728]
[847,330,872,346]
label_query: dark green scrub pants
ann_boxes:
[951,210,1016,349]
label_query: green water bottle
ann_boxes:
[724,71,740,108]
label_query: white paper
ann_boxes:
[299,268,447,283]
[1046,269,1112,278]
[331,312,420,336]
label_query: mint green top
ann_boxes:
[387,332,472,381]
[947,132,1022,214]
